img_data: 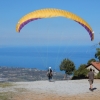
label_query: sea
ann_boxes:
[0,45,97,72]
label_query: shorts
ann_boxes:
[88,80,93,85]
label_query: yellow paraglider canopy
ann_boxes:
[16,8,94,41]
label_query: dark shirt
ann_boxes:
[47,69,53,77]
[88,71,94,80]
[48,69,52,73]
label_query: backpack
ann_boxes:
[47,69,53,76]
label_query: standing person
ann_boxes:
[47,67,53,81]
[88,68,94,91]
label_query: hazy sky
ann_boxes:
[0,0,100,47]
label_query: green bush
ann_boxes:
[72,64,89,79]
[97,72,100,79]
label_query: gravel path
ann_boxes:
[1,79,99,95]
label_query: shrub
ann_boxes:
[97,72,100,79]
[72,64,89,79]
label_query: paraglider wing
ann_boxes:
[16,8,94,41]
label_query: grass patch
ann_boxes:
[0,92,15,100]
[14,88,28,92]
[0,82,14,88]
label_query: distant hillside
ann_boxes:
[0,66,64,82]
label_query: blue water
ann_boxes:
[0,45,96,72]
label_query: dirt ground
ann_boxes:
[13,89,100,100]
[1,80,100,100]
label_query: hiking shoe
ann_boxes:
[89,88,93,92]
